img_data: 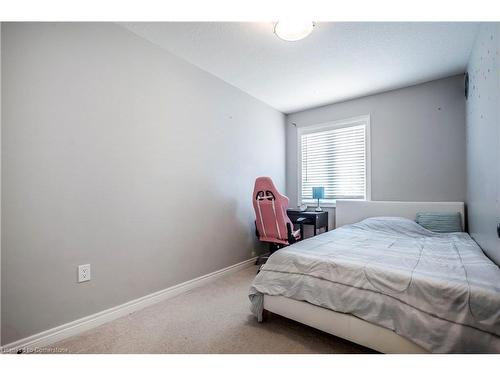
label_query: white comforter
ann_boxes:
[249,217,500,353]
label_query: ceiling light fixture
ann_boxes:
[274,21,315,42]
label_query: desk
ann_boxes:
[287,210,329,236]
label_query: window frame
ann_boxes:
[297,115,372,207]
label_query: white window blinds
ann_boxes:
[300,123,367,201]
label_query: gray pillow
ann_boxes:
[416,212,462,233]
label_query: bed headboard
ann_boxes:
[336,200,465,229]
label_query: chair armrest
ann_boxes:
[292,218,306,241]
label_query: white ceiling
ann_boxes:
[120,22,479,114]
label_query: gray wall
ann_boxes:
[286,75,466,211]
[1,23,285,345]
[465,23,500,265]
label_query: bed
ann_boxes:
[249,201,500,353]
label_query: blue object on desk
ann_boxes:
[312,187,325,212]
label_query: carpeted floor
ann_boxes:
[47,265,373,354]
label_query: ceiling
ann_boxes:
[120,22,479,114]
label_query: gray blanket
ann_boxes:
[249,217,500,353]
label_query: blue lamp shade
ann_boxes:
[312,187,325,200]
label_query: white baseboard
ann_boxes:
[1,257,257,354]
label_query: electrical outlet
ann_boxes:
[78,264,91,283]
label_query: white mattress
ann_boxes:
[249,217,500,353]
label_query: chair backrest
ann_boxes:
[252,177,292,244]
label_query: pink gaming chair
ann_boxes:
[252,177,303,263]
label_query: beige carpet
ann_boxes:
[48,265,373,354]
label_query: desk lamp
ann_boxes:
[312,187,325,212]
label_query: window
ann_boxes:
[298,116,371,205]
